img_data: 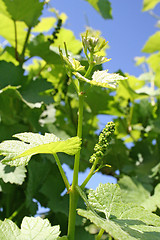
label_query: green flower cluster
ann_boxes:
[89,122,115,163]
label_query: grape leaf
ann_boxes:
[74,70,126,89]
[50,28,82,55]
[147,52,160,87]
[0,85,44,128]
[85,0,112,19]
[0,217,60,240]
[0,47,19,65]
[142,0,160,11]
[142,31,160,53]
[0,61,25,89]
[32,17,57,33]
[0,162,26,185]
[0,14,27,53]
[21,217,60,240]
[27,34,61,64]
[0,132,81,166]
[119,176,160,212]
[78,183,160,240]
[0,219,21,240]
[0,0,44,27]
[20,77,53,104]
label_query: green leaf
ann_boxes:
[85,85,114,114]
[0,14,27,53]
[142,31,160,53]
[142,184,160,212]
[27,34,61,64]
[0,85,44,128]
[0,217,60,240]
[20,217,60,240]
[134,56,146,66]
[135,86,160,97]
[147,52,160,87]
[91,70,127,89]
[0,0,44,27]
[32,17,57,33]
[21,77,53,104]
[74,70,126,89]
[0,162,26,185]
[118,176,153,210]
[0,219,21,240]
[0,132,81,166]
[40,163,67,215]
[50,28,82,55]
[25,157,52,215]
[78,183,160,240]
[0,47,19,65]
[85,0,112,19]
[142,0,160,11]
[119,176,160,212]
[115,74,145,101]
[0,61,25,89]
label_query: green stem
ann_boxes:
[67,54,95,239]
[13,20,19,61]
[108,234,112,240]
[8,202,25,220]
[84,53,94,79]
[96,228,104,240]
[81,157,99,190]
[67,81,85,240]
[53,153,70,191]
[84,63,94,79]
[20,26,32,64]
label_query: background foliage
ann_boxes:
[0,0,160,239]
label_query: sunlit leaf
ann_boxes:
[119,176,160,212]
[0,162,26,185]
[142,31,160,53]
[0,0,44,27]
[142,0,160,11]
[0,217,60,240]
[27,34,61,64]
[78,183,160,240]
[0,132,81,166]
[50,28,82,55]
[32,17,57,33]
[85,0,112,19]
[0,14,27,53]
[20,217,60,240]
[0,219,21,240]
[74,70,126,89]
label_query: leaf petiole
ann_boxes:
[53,153,70,191]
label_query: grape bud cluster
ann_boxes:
[48,18,62,44]
[89,121,115,163]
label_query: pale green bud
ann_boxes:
[93,55,111,65]
[82,36,99,52]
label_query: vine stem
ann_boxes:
[108,234,113,240]
[67,51,94,239]
[8,203,25,220]
[13,21,19,61]
[96,228,105,240]
[20,26,32,64]
[53,153,70,191]
[67,81,84,240]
